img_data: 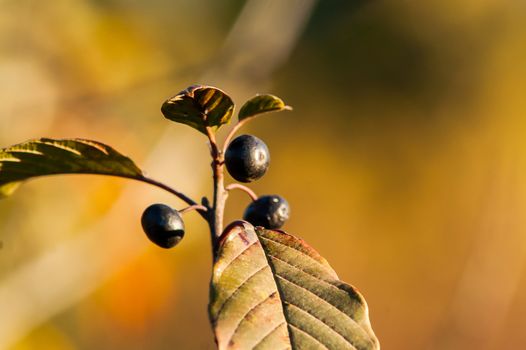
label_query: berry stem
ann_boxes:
[222,119,249,154]
[179,204,208,215]
[139,176,208,220]
[225,183,258,201]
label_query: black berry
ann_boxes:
[243,195,290,229]
[141,203,185,248]
[225,134,270,183]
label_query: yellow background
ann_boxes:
[1,1,525,349]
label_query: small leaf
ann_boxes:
[0,138,143,198]
[209,221,379,350]
[161,85,234,134]
[238,94,291,121]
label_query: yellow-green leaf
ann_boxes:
[238,94,291,121]
[0,138,143,198]
[161,85,234,134]
[209,221,379,350]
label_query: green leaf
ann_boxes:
[238,94,291,121]
[209,221,379,350]
[161,85,235,134]
[0,138,143,198]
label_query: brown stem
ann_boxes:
[179,204,208,215]
[225,183,258,201]
[207,127,228,241]
[138,176,208,221]
[222,119,250,154]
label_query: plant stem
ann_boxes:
[179,204,208,215]
[207,127,228,241]
[225,183,258,201]
[222,119,249,154]
[139,176,208,220]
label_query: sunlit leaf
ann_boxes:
[0,138,143,198]
[161,85,234,134]
[209,221,379,350]
[238,94,291,121]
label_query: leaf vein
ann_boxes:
[286,302,358,350]
[259,235,331,274]
[0,158,21,162]
[252,321,286,349]
[73,139,110,155]
[228,291,278,344]
[288,324,330,350]
[215,264,269,320]
[277,275,367,347]
[5,149,44,156]
[35,141,82,156]
[268,253,360,311]
[214,240,259,281]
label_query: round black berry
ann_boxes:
[225,134,270,183]
[243,195,290,229]
[141,203,185,249]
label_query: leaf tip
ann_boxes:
[238,94,291,121]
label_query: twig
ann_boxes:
[206,127,228,240]
[225,183,258,201]
[138,176,208,221]
[222,119,249,154]
[179,204,208,215]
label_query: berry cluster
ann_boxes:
[226,135,290,229]
[141,133,289,249]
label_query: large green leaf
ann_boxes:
[161,85,234,134]
[238,94,291,121]
[209,221,379,350]
[0,138,143,198]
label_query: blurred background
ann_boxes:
[1,0,526,349]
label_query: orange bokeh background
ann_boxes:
[1,1,526,349]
